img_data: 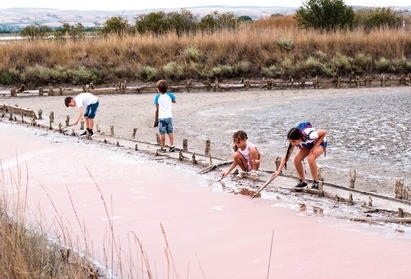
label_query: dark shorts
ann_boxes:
[84,101,99,119]
[158,118,173,134]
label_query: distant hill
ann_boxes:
[0,6,297,32]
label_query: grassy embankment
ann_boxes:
[0,15,410,88]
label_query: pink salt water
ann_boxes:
[1,123,411,279]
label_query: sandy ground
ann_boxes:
[2,91,411,278]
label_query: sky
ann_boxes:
[0,0,409,11]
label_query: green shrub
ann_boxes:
[277,38,294,52]
[181,47,202,62]
[0,71,13,85]
[163,61,186,80]
[261,64,285,78]
[136,65,158,81]
[68,66,100,85]
[374,57,391,72]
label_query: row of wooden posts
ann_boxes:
[1,104,409,203]
[9,73,411,97]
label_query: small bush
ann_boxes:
[68,66,100,85]
[136,65,158,81]
[0,71,13,85]
[277,38,294,52]
[181,47,202,62]
[374,57,391,72]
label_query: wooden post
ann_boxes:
[132,128,137,139]
[394,178,404,199]
[268,80,273,90]
[192,153,197,164]
[10,88,17,96]
[110,125,114,136]
[398,208,404,218]
[317,167,324,183]
[58,122,63,133]
[135,144,138,151]
[205,139,211,156]
[318,180,324,197]
[59,87,63,95]
[49,111,54,123]
[186,80,192,92]
[214,79,219,92]
[183,139,188,151]
[38,109,43,120]
[156,133,160,144]
[39,87,43,96]
[348,193,354,205]
[245,80,250,90]
[96,124,101,133]
[48,85,54,96]
[380,73,386,87]
[65,115,70,127]
[349,168,356,188]
[80,120,84,130]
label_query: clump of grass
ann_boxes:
[0,165,103,278]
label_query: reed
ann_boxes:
[1,17,410,86]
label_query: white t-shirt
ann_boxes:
[154,92,176,119]
[74,93,98,108]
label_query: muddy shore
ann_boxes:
[2,86,410,193]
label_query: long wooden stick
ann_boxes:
[251,176,276,199]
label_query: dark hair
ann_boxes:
[284,127,303,169]
[64,96,73,107]
[232,130,248,151]
[156,79,168,93]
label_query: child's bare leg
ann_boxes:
[307,147,324,180]
[88,118,94,130]
[84,117,90,129]
[168,133,174,147]
[249,148,260,170]
[233,152,248,171]
[160,134,166,148]
[294,149,309,180]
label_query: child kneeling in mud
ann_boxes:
[221,130,262,180]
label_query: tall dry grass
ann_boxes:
[0,17,410,87]
[0,162,104,278]
[0,160,190,278]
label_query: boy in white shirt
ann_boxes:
[65,92,99,138]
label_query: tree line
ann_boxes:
[17,0,408,40]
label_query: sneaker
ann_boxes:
[236,170,247,179]
[295,179,308,188]
[89,130,94,136]
[311,180,319,190]
[248,170,258,179]
[79,130,87,137]
[169,146,176,152]
[157,147,166,153]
